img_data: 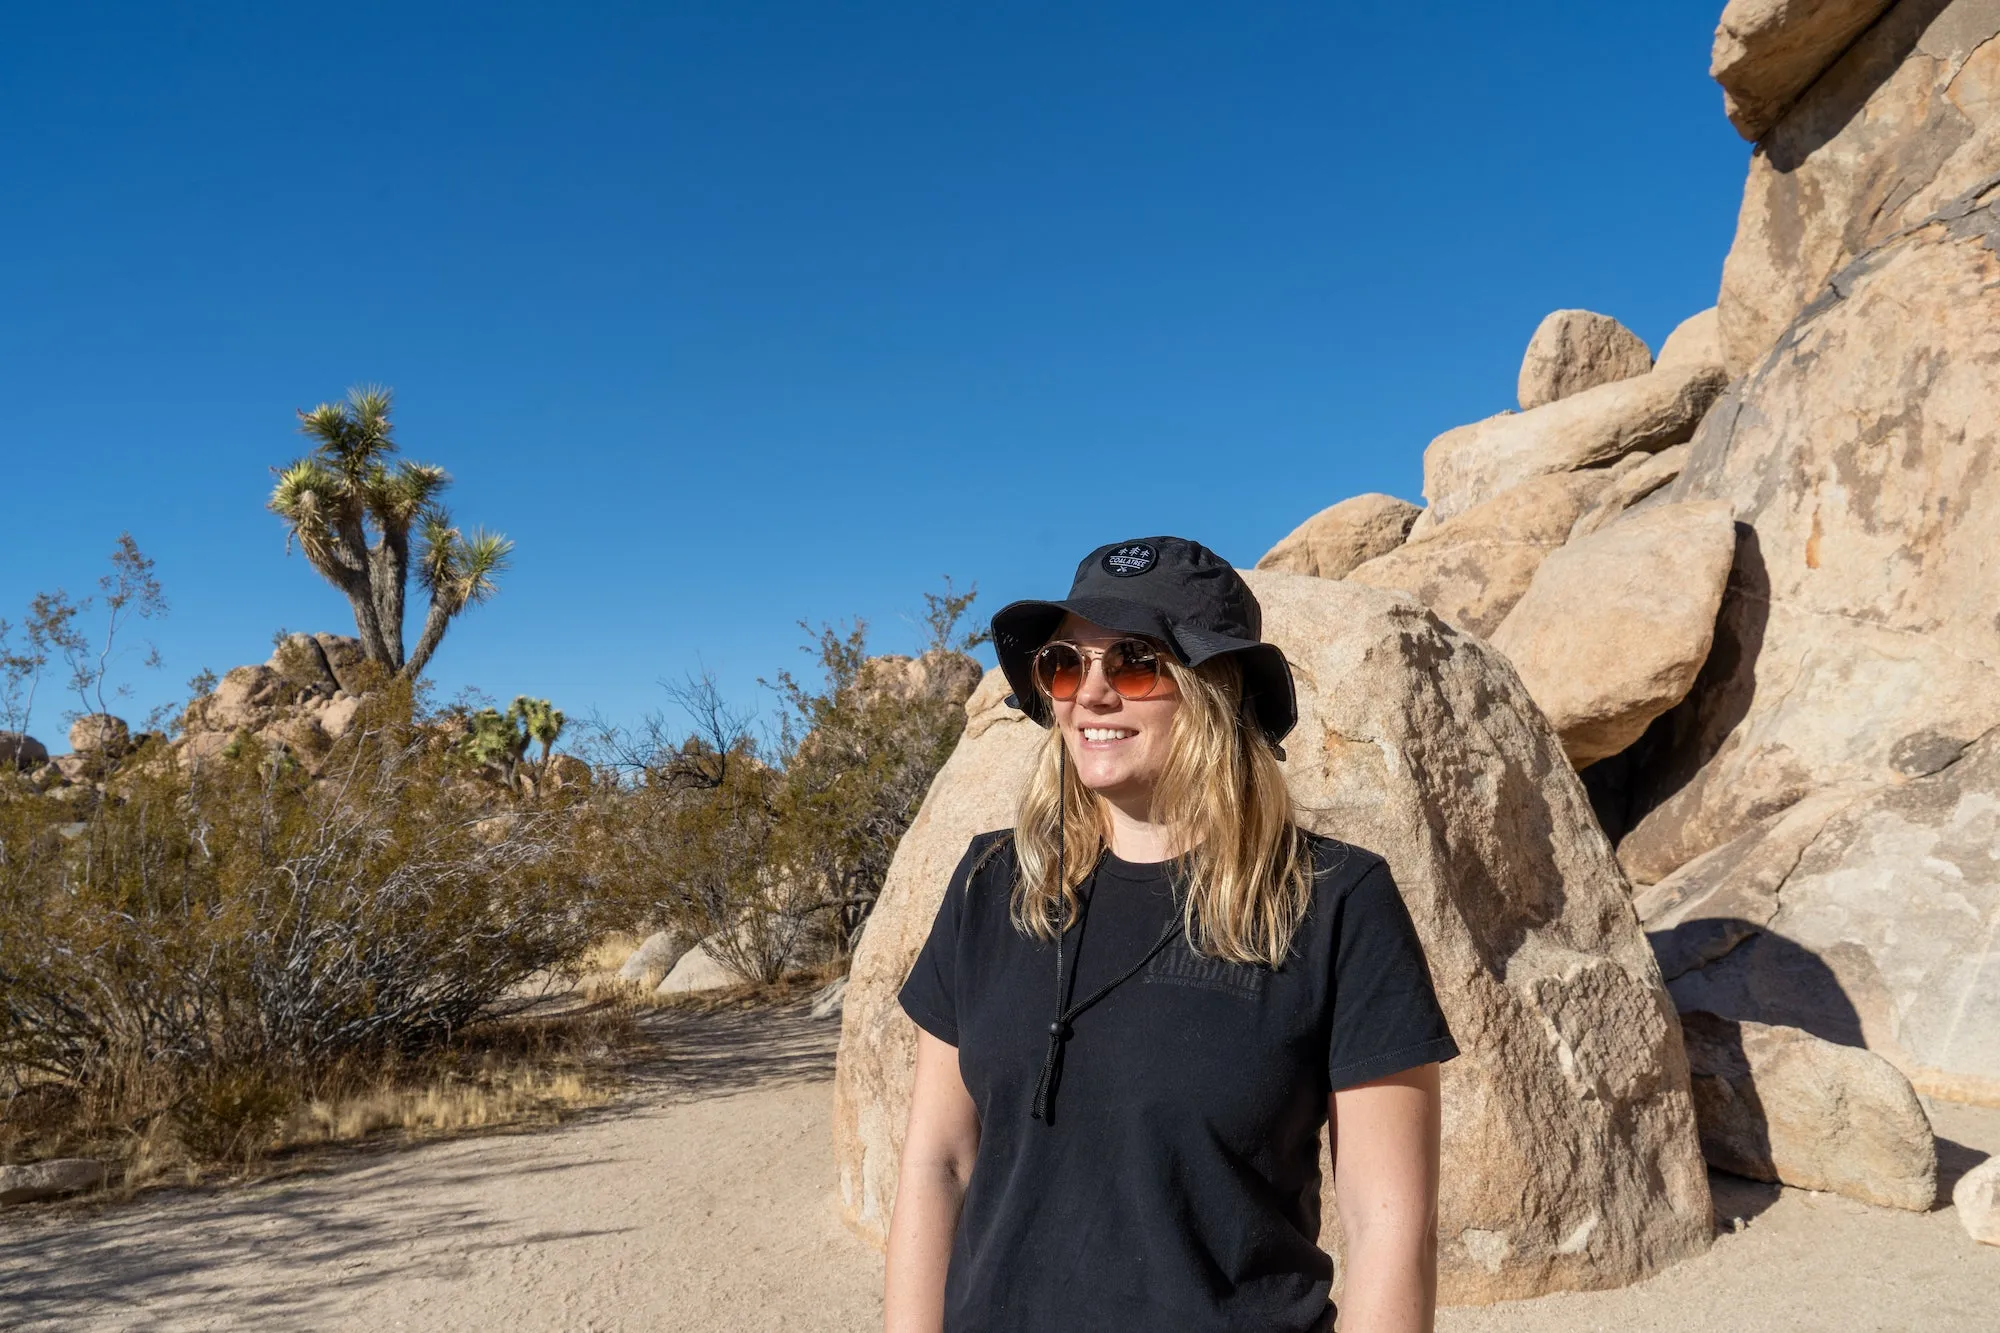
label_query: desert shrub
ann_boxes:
[0,683,601,1159]
[580,581,984,983]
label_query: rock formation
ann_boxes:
[1680,1011,1937,1209]
[1256,493,1422,578]
[1717,0,2000,374]
[835,575,1711,1304]
[1420,350,1728,525]
[1344,470,1619,635]
[1517,309,1654,410]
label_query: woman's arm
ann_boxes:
[884,1028,981,1333]
[1330,1062,1442,1333]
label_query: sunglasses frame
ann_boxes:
[1031,636,1170,703]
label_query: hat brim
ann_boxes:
[989,597,1297,745]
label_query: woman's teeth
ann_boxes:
[1082,727,1134,742]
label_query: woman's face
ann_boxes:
[1046,613,1182,806]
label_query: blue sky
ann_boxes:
[2,1,1749,745]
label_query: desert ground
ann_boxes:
[2,1006,1995,1332]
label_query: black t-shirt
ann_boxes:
[897,830,1458,1333]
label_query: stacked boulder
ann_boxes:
[177,632,371,772]
[836,0,2000,1285]
[1311,0,1999,1227]
[838,578,1713,1303]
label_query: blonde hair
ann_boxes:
[1004,652,1310,968]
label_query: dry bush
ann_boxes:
[0,685,613,1178]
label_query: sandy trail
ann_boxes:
[3,1007,1996,1331]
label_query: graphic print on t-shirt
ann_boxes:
[1143,934,1269,999]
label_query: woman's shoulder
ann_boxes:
[1297,830,1393,902]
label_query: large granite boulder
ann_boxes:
[68,714,131,760]
[1717,0,2000,375]
[835,574,1711,1304]
[1257,493,1422,579]
[1517,310,1654,410]
[1490,501,1737,768]
[1421,359,1728,524]
[0,731,48,772]
[1680,1011,1936,1210]
[1620,170,2000,885]
[1643,729,2000,1105]
[1344,471,1616,636]
[1711,0,1899,141]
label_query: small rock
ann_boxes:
[1955,1154,2000,1247]
[0,1158,106,1206]
[317,693,362,741]
[1518,310,1653,411]
[1680,1012,1937,1211]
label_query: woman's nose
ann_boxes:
[1073,655,1120,707]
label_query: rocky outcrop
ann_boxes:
[1644,728,2000,1104]
[0,731,48,771]
[1422,358,1728,524]
[855,651,983,709]
[1491,501,1737,767]
[1957,1154,2000,1245]
[1622,172,2000,887]
[1680,1011,1936,1210]
[836,576,1711,1304]
[1256,493,1421,578]
[68,714,131,760]
[1711,0,1899,141]
[1717,0,2000,374]
[1517,310,1654,410]
[0,1158,105,1206]
[1344,471,1618,636]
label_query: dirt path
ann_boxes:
[3,1008,1997,1331]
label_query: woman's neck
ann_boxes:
[1100,793,1179,864]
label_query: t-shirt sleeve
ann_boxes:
[896,837,985,1046]
[1325,858,1459,1091]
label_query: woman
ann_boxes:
[884,537,1457,1333]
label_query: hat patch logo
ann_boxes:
[1102,543,1157,578]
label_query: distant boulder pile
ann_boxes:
[836,0,2000,1292]
[3,633,387,801]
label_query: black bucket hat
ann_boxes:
[990,536,1297,750]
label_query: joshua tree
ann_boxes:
[511,696,565,782]
[268,386,511,680]
[459,696,564,792]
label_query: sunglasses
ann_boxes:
[1031,637,1167,702]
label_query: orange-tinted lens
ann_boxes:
[1104,640,1162,698]
[1034,642,1086,700]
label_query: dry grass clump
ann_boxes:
[3,1007,638,1198]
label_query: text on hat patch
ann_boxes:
[1102,543,1157,578]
